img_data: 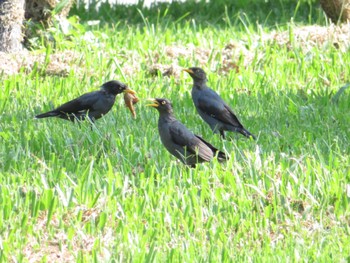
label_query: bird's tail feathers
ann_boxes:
[216,150,229,162]
[195,135,229,162]
[35,111,59,119]
[239,128,256,140]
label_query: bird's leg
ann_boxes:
[89,118,95,131]
[220,130,226,139]
[73,118,82,128]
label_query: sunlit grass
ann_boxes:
[0,0,350,261]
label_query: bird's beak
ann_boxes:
[145,98,159,107]
[123,88,136,95]
[182,68,194,74]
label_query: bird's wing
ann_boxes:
[197,90,243,128]
[54,91,100,113]
[168,121,196,150]
[195,135,228,161]
[169,121,213,161]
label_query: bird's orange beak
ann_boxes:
[145,98,159,108]
[182,68,194,74]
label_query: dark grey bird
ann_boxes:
[35,80,136,122]
[147,98,228,167]
[183,67,256,139]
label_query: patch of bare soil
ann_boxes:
[1,24,349,77]
[22,206,114,262]
[260,24,350,51]
[149,24,350,77]
[0,50,82,76]
[148,43,245,77]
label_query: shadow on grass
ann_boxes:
[71,0,323,29]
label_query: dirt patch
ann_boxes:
[260,24,350,51]
[148,24,350,77]
[0,50,82,76]
[1,24,349,77]
[22,205,114,262]
[147,43,246,77]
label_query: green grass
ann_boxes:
[1,0,350,261]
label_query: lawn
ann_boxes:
[0,0,349,261]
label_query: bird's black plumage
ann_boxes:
[183,67,256,139]
[147,98,228,167]
[35,80,136,122]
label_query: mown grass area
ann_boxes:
[1,0,350,261]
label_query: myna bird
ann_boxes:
[183,67,256,139]
[35,80,136,122]
[147,98,228,167]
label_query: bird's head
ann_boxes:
[183,67,208,83]
[146,98,173,114]
[101,80,136,95]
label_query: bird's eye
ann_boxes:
[161,101,166,105]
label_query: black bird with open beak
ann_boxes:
[35,80,136,122]
[183,67,256,139]
[147,98,228,167]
